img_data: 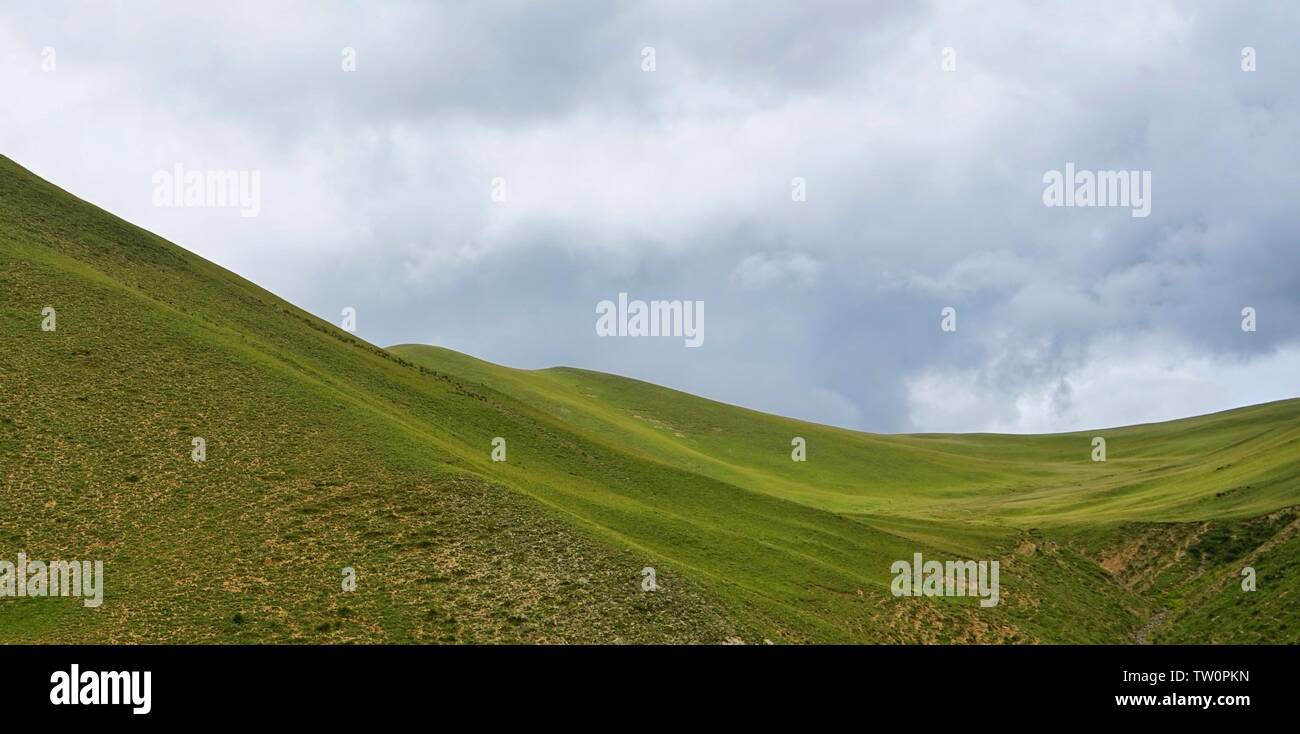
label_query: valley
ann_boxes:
[2,154,1297,644]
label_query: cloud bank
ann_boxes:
[3,0,1297,432]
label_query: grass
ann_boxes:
[2,153,1297,643]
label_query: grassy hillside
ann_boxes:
[387,346,1300,642]
[0,156,740,643]
[2,154,1297,643]
[390,345,1300,525]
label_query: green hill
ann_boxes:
[2,154,1297,643]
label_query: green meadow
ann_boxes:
[2,154,1297,643]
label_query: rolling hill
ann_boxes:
[2,154,1297,643]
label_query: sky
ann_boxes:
[3,0,1298,433]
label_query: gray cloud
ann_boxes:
[3,0,1298,432]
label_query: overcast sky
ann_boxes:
[3,1,1298,433]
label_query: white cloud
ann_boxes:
[731,252,823,289]
[906,336,1300,433]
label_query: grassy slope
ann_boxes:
[389,341,1300,642]
[0,156,741,643]
[3,154,1296,642]
[389,346,1300,525]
